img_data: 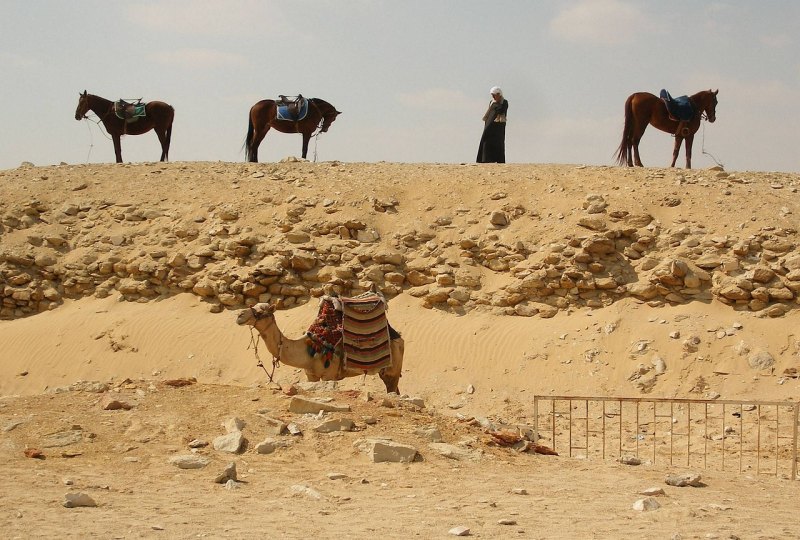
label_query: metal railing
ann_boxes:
[533,396,799,479]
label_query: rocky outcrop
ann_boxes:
[1,163,798,320]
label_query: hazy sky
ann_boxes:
[2,1,799,172]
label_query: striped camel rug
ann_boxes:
[341,293,392,372]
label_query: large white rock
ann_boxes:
[213,431,245,454]
[63,492,97,508]
[353,438,418,463]
[169,455,210,469]
[314,418,355,433]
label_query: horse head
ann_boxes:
[700,89,718,123]
[316,100,341,133]
[75,90,89,120]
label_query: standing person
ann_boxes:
[477,86,508,163]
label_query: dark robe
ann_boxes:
[477,98,508,163]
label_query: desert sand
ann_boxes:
[1,160,799,539]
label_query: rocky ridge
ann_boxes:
[1,161,798,320]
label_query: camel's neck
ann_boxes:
[253,317,316,371]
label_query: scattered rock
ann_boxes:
[665,473,704,487]
[214,462,237,484]
[353,438,418,463]
[314,418,355,433]
[213,431,245,454]
[63,492,97,508]
[632,497,660,511]
[288,397,351,414]
[169,455,210,469]
[448,526,471,536]
[24,447,45,459]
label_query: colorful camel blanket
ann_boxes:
[341,293,392,372]
[305,298,342,369]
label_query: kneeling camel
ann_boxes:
[236,302,404,394]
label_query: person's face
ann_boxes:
[491,92,501,102]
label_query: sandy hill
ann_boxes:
[1,161,799,538]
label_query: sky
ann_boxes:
[1,1,799,172]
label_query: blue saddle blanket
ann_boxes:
[276,98,309,121]
[659,90,695,122]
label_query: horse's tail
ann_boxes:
[614,95,634,166]
[244,115,254,162]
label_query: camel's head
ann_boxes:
[235,302,276,326]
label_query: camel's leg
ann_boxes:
[670,135,684,168]
[684,135,694,169]
[379,339,404,394]
[301,132,311,160]
[112,134,123,163]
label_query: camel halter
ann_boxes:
[247,308,283,385]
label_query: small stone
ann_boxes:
[63,492,97,508]
[448,525,471,536]
[639,487,665,496]
[290,484,323,500]
[169,455,210,469]
[511,488,528,495]
[214,462,237,484]
[632,497,660,511]
[213,431,245,454]
[498,518,517,525]
[225,479,240,490]
[222,417,245,433]
[99,394,133,411]
[665,473,703,487]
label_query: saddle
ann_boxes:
[305,292,400,371]
[114,99,146,122]
[276,94,309,121]
[659,89,695,122]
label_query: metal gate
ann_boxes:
[533,396,799,479]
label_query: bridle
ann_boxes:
[247,307,283,384]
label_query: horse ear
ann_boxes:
[713,89,718,95]
[82,90,87,96]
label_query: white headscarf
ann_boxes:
[490,86,503,97]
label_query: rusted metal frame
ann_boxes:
[792,403,798,480]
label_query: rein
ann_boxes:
[247,309,283,385]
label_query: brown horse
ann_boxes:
[74,91,175,163]
[244,97,341,162]
[615,89,718,169]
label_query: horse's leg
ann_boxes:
[632,137,644,167]
[112,134,123,163]
[301,132,311,160]
[250,126,269,163]
[155,127,169,162]
[684,135,694,169]
[631,121,646,167]
[670,135,684,168]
